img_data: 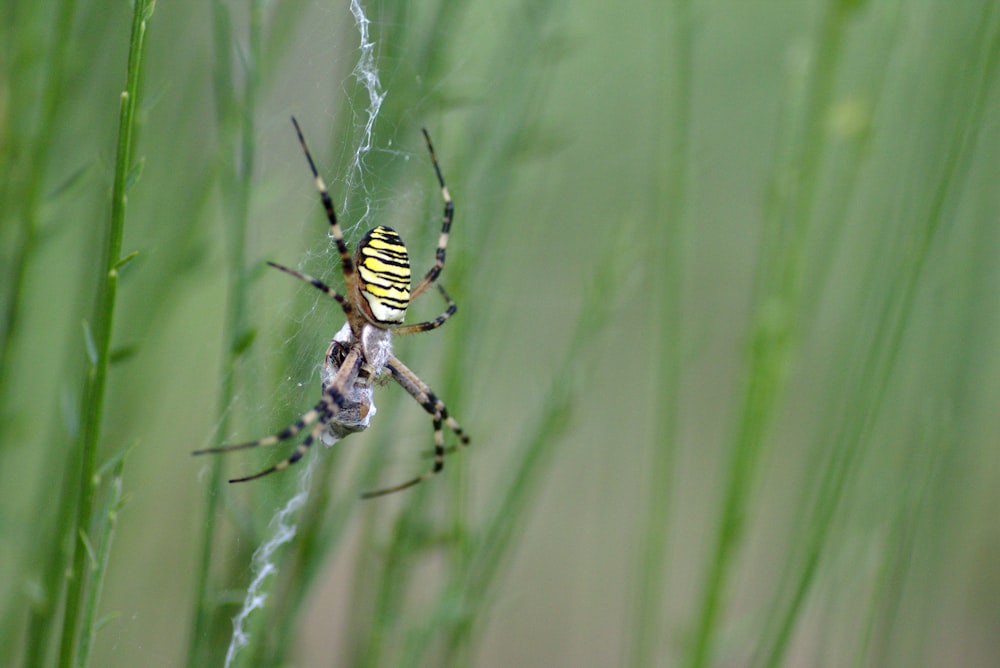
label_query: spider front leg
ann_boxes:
[266,261,353,319]
[360,354,469,498]
[291,116,358,297]
[410,128,454,300]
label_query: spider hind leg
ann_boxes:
[360,355,469,499]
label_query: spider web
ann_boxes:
[342,0,386,230]
[223,453,317,668]
[222,3,386,665]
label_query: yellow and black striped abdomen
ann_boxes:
[355,226,411,324]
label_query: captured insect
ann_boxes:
[194,118,469,498]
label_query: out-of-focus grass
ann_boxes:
[688,2,861,664]
[1,0,999,666]
[56,2,153,661]
[0,1,153,666]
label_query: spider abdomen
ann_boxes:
[355,226,411,324]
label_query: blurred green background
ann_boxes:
[2,0,999,666]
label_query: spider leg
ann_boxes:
[194,348,363,477]
[392,284,456,335]
[360,354,469,499]
[228,420,326,483]
[192,402,326,456]
[267,261,353,319]
[291,116,357,296]
[410,128,454,300]
[387,354,468,445]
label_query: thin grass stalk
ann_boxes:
[445,509,473,642]
[186,0,261,663]
[753,7,1000,663]
[747,198,897,664]
[0,44,99,668]
[18,450,79,668]
[359,364,475,666]
[414,0,469,79]
[627,0,691,665]
[355,368,460,664]
[399,236,627,665]
[343,390,410,666]
[56,1,153,665]
[185,1,238,661]
[0,0,77,421]
[850,438,938,668]
[413,2,567,659]
[686,3,857,665]
[76,453,127,665]
[256,384,401,664]
[439,270,475,668]
[258,0,320,86]
[748,6,899,663]
[366,41,564,668]
[356,189,475,668]
[863,205,1000,666]
[364,494,434,668]
[799,0,900,326]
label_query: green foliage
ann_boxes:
[1,0,999,666]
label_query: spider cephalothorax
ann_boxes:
[194,118,469,498]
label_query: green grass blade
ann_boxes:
[56,1,154,666]
[76,453,128,666]
[186,0,262,664]
[399,234,628,665]
[627,0,692,665]
[753,6,1000,664]
[686,3,859,665]
[0,0,78,423]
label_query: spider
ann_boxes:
[194,117,469,498]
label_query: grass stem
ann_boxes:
[186,0,261,664]
[56,1,153,665]
[627,0,691,664]
[687,2,855,665]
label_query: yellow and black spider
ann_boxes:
[195,117,469,498]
